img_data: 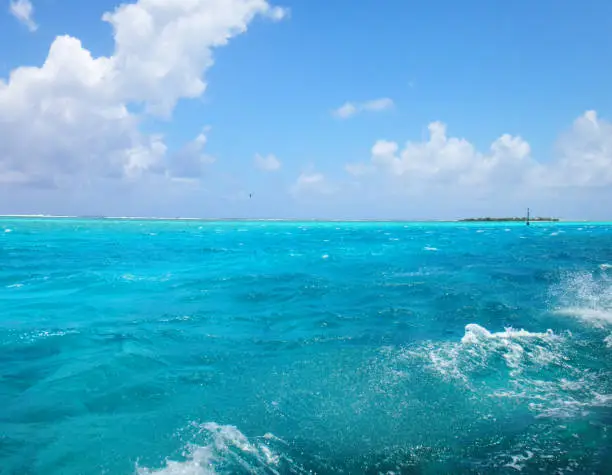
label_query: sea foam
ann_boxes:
[551,269,612,328]
[136,423,295,475]
[408,323,609,419]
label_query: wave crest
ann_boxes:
[409,323,609,418]
[136,423,301,475]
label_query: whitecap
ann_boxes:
[7,283,23,289]
[138,444,214,475]
[402,323,608,419]
[424,246,438,252]
[504,450,534,471]
[600,263,612,271]
[136,423,285,475]
[460,324,558,370]
[4,229,12,233]
[461,323,556,344]
[605,334,612,348]
[322,254,329,259]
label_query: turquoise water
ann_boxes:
[1,218,611,474]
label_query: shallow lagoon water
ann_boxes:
[1,218,611,474]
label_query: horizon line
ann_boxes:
[0,214,602,223]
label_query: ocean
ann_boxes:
[1,218,611,474]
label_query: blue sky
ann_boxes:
[1,0,612,219]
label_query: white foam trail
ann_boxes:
[136,423,288,475]
[605,334,612,348]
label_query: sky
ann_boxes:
[1,0,612,219]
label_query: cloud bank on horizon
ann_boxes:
[1,0,611,219]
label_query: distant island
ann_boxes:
[459,217,559,222]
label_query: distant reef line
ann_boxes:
[1,215,564,222]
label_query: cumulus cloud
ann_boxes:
[360,121,532,188]
[254,153,281,171]
[0,0,286,189]
[539,110,612,188]
[167,129,216,179]
[9,0,37,32]
[333,98,394,119]
[343,110,612,217]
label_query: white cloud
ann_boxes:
[362,98,394,112]
[334,102,358,119]
[344,162,374,177]
[332,97,394,119]
[101,0,287,117]
[167,129,216,179]
[9,0,37,32]
[537,110,612,188]
[291,172,334,196]
[364,122,532,188]
[0,0,286,188]
[342,110,612,217]
[254,153,281,171]
[346,120,533,188]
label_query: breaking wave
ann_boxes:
[136,423,304,475]
[407,323,610,419]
